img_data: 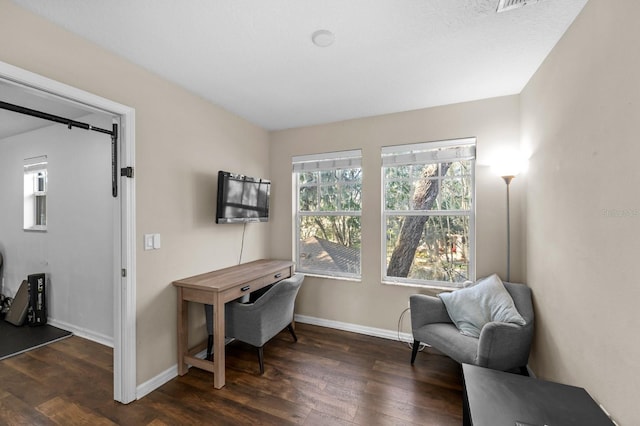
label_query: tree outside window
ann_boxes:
[293,151,362,279]
[382,140,475,287]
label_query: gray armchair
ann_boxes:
[225,273,304,374]
[410,282,534,373]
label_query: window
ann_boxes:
[382,139,475,288]
[24,155,48,231]
[293,150,362,279]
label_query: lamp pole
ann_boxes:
[502,175,515,282]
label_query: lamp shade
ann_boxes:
[491,150,526,177]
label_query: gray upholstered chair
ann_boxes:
[410,281,534,373]
[225,273,304,374]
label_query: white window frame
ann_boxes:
[381,138,476,289]
[24,155,48,232]
[293,149,362,280]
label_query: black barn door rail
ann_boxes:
[0,100,120,197]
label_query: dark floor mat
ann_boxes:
[0,320,72,360]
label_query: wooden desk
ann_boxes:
[462,364,614,426]
[172,259,293,389]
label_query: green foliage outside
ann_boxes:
[384,161,473,283]
[298,168,362,249]
[296,160,473,284]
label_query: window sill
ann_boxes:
[381,280,460,292]
[24,226,47,232]
[298,272,362,283]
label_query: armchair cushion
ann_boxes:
[438,274,525,338]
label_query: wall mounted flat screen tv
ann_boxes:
[216,171,270,223]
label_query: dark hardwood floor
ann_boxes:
[0,323,463,425]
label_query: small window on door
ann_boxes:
[24,155,48,231]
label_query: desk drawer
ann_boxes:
[222,267,292,302]
[268,267,292,284]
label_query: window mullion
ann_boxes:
[299,211,362,217]
[383,210,470,217]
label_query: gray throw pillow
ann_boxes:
[438,274,526,338]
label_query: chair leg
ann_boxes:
[257,346,265,375]
[287,323,298,342]
[411,340,420,364]
[206,334,213,361]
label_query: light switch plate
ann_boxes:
[144,234,154,251]
[153,233,161,249]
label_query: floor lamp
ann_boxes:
[493,152,524,282]
[501,174,515,282]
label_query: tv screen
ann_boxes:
[216,171,270,223]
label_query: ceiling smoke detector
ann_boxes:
[311,30,335,47]
[497,0,543,13]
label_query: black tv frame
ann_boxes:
[215,170,270,224]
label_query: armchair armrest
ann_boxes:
[477,321,534,370]
[409,294,452,330]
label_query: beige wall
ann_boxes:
[270,96,524,331]
[0,0,271,385]
[8,3,634,422]
[521,0,640,424]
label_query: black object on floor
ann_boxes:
[0,320,72,360]
[462,363,615,426]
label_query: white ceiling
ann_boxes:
[7,0,588,131]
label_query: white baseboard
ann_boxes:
[294,314,414,343]
[136,364,177,400]
[136,348,208,400]
[47,318,114,348]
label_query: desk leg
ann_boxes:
[213,293,225,389]
[177,288,189,376]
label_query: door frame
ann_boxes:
[0,61,137,403]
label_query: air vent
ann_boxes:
[497,0,543,13]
